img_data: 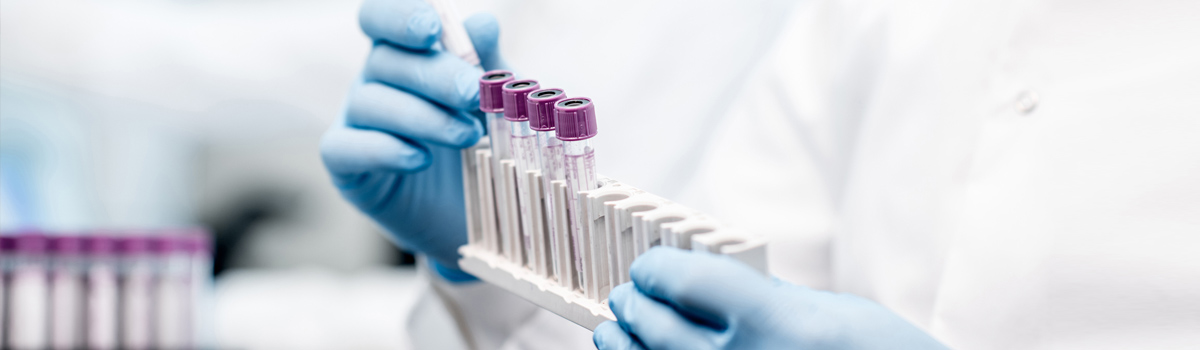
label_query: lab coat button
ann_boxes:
[1014,90,1039,115]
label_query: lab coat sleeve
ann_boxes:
[679,0,854,290]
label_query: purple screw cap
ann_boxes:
[49,235,85,255]
[527,88,566,131]
[85,235,118,255]
[117,236,153,254]
[150,235,180,254]
[0,236,14,252]
[479,70,514,113]
[502,80,540,121]
[554,97,598,141]
[15,233,48,253]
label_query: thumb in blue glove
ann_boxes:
[595,247,950,350]
[320,0,507,279]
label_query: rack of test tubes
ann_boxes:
[1,230,213,350]
[456,71,768,330]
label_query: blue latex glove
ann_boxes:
[595,247,950,350]
[320,0,508,278]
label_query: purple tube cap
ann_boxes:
[117,236,153,254]
[49,235,85,255]
[85,235,119,255]
[14,233,49,253]
[1,236,15,252]
[502,79,540,121]
[479,70,515,113]
[527,88,566,131]
[554,97,598,141]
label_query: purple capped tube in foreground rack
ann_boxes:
[527,88,571,284]
[503,79,542,270]
[555,97,599,294]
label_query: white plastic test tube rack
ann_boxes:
[457,139,769,330]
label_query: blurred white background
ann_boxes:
[1,0,800,347]
[1,0,412,348]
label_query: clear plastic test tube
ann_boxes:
[84,235,119,350]
[555,97,599,289]
[182,230,214,350]
[0,236,12,347]
[118,236,153,350]
[479,70,517,259]
[151,234,190,349]
[49,235,85,350]
[7,233,49,350]
[526,88,567,280]
[424,0,480,65]
[502,79,541,268]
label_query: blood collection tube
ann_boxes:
[1,236,16,347]
[7,233,49,350]
[425,0,480,65]
[555,97,599,289]
[479,70,517,259]
[151,234,190,349]
[118,236,153,350]
[84,235,119,350]
[502,79,541,268]
[48,235,85,350]
[527,88,568,280]
[182,231,214,350]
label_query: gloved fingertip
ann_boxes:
[593,321,625,350]
[449,123,483,148]
[608,283,633,309]
[456,69,482,110]
[463,13,504,70]
[407,8,443,47]
[397,148,432,172]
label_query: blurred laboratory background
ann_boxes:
[2,0,419,348]
[1,0,806,347]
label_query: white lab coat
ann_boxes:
[415,0,1200,349]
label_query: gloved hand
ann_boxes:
[595,247,950,350]
[319,0,508,277]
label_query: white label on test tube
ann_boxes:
[511,123,539,267]
[50,258,84,350]
[86,252,119,350]
[9,258,49,349]
[119,238,154,350]
[564,140,597,290]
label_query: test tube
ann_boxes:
[527,88,568,282]
[555,97,599,292]
[479,71,517,259]
[182,230,214,350]
[84,235,119,350]
[48,235,85,350]
[7,233,49,350]
[424,0,480,65]
[502,79,541,268]
[118,236,153,350]
[0,236,13,347]
[151,234,190,349]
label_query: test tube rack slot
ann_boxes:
[458,137,768,330]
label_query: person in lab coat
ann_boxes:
[320,0,1200,348]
